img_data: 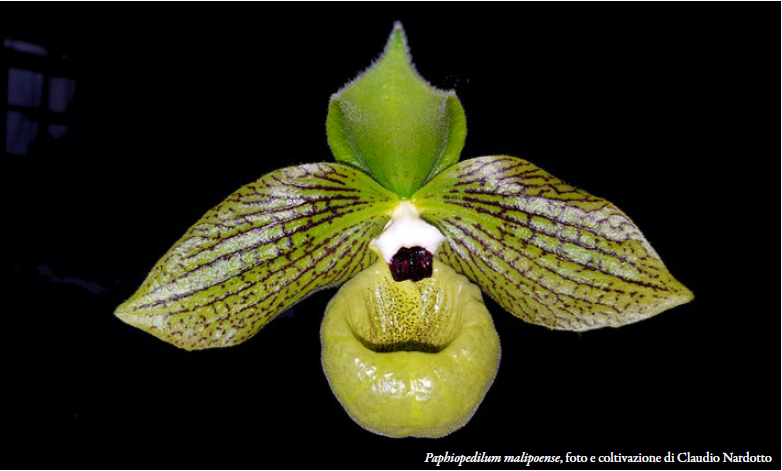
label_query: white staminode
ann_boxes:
[371,202,446,263]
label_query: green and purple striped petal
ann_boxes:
[412,156,693,331]
[115,163,398,350]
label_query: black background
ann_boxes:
[1,6,778,470]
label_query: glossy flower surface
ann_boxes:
[115,23,692,437]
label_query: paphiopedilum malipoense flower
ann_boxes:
[115,23,693,438]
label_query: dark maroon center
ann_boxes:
[389,246,433,282]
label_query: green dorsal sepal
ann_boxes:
[327,22,467,198]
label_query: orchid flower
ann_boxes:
[115,23,692,438]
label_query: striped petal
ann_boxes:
[412,156,693,331]
[115,163,398,350]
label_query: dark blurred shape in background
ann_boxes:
[3,38,75,156]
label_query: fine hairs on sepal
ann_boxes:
[331,21,453,100]
[326,21,468,197]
